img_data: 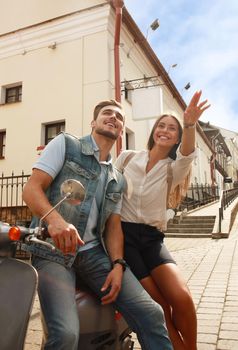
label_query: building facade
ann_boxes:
[0,0,213,192]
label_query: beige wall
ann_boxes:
[219,127,238,182]
[0,3,113,174]
[192,137,212,185]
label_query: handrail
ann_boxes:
[218,188,238,232]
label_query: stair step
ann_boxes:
[165,214,216,238]
[172,216,215,221]
[172,218,215,222]
[166,228,212,233]
[165,233,212,238]
[174,215,216,220]
[183,215,216,218]
[168,223,214,228]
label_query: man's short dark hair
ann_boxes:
[93,99,124,121]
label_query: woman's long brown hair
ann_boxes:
[147,114,191,208]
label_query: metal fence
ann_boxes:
[1,173,219,219]
[179,183,220,211]
[0,174,221,221]
[0,172,32,226]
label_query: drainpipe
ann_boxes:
[112,0,124,155]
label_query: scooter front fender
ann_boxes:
[0,258,38,350]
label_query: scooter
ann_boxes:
[0,179,134,350]
[0,222,38,350]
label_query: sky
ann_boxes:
[124,0,238,132]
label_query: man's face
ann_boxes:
[91,105,124,140]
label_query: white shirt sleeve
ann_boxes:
[171,148,197,188]
[33,133,65,179]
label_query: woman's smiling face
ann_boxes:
[153,116,180,148]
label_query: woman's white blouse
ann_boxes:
[115,149,196,231]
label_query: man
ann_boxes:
[23,100,173,350]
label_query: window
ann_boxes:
[0,131,6,159]
[45,122,65,145]
[5,85,22,103]
[126,132,129,150]
[125,128,135,150]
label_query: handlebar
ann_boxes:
[0,180,86,253]
[0,221,55,251]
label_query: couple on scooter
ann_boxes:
[23,92,209,350]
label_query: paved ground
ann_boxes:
[25,202,238,350]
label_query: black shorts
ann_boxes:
[121,222,176,280]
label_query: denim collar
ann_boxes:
[80,134,112,165]
[80,135,120,181]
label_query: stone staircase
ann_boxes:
[165,215,216,238]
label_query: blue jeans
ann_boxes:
[33,245,173,350]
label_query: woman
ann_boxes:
[115,91,210,350]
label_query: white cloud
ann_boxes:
[125,0,238,131]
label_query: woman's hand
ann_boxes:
[184,90,210,126]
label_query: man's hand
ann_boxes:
[100,265,123,305]
[48,219,84,254]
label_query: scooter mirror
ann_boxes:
[37,179,86,235]
[60,179,85,206]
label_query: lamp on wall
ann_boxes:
[184,82,191,90]
[48,42,57,49]
[127,18,160,58]
[146,18,160,39]
[180,82,191,94]
[167,63,177,75]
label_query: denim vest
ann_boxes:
[25,133,125,267]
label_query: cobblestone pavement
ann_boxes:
[25,221,238,350]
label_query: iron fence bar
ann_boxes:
[0,172,31,225]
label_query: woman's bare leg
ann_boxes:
[140,276,186,350]
[150,263,197,350]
